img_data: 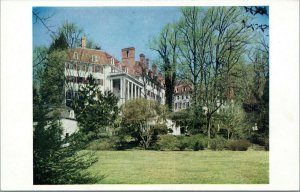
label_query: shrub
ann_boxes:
[156,135,179,151]
[209,136,227,151]
[227,139,251,151]
[185,134,207,151]
[86,138,115,150]
[177,136,189,151]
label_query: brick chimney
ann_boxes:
[139,53,145,64]
[152,64,157,76]
[122,47,135,67]
[81,36,86,48]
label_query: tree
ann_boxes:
[216,102,247,140]
[150,23,179,111]
[33,25,101,184]
[72,74,119,138]
[245,37,269,138]
[197,7,251,142]
[120,98,168,149]
[57,21,84,48]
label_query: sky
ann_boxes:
[33,7,269,63]
[33,7,182,62]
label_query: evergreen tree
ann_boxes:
[73,74,119,138]
[33,26,101,184]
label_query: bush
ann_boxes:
[156,135,179,151]
[86,138,115,150]
[177,137,189,151]
[227,139,251,151]
[209,136,227,151]
[185,134,207,151]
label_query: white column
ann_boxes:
[120,78,123,102]
[127,81,130,100]
[131,82,134,99]
[135,84,137,99]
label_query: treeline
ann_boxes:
[150,7,269,147]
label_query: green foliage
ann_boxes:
[49,32,69,53]
[217,103,248,140]
[186,134,207,151]
[73,74,119,137]
[120,98,168,149]
[57,21,84,48]
[85,136,129,151]
[33,27,102,184]
[39,50,66,107]
[86,138,116,151]
[227,139,251,151]
[33,89,100,184]
[209,136,228,151]
[156,135,180,151]
[156,134,208,151]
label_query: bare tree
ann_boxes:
[201,7,252,142]
[150,23,179,111]
[58,22,84,48]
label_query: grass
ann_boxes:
[86,150,269,184]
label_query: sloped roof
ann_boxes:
[67,47,120,65]
[174,83,193,94]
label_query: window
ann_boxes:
[95,65,103,73]
[177,96,179,100]
[182,95,184,99]
[81,64,87,72]
[175,103,177,109]
[186,95,189,99]
[88,64,93,72]
[73,52,79,60]
[187,102,190,108]
[110,58,115,65]
[96,79,103,86]
[92,55,98,62]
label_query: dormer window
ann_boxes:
[110,58,115,65]
[92,55,98,62]
[73,52,79,60]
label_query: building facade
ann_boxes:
[173,82,193,112]
[64,36,165,107]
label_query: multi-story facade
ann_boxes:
[173,82,193,111]
[64,36,165,107]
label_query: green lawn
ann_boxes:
[86,150,269,184]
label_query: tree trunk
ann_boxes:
[207,115,212,148]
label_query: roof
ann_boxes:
[67,47,120,65]
[174,83,193,94]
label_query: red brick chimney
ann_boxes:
[121,47,135,74]
[139,53,145,64]
[81,36,86,48]
[152,64,157,76]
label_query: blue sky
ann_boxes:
[33,7,181,62]
[33,7,268,62]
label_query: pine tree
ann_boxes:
[73,74,119,138]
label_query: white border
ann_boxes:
[1,0,299,190]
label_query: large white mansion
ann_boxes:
[64,36,165,107]
[60,37,183,137]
